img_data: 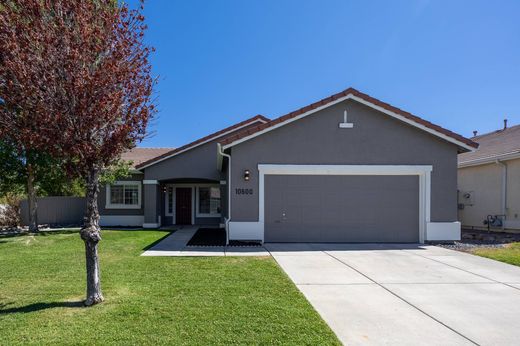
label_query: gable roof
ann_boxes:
[220,87,478,152]
[458,124,520,167]
[121,147,174,169]
[135,114,269,169]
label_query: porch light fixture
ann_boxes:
[243,169,250,181]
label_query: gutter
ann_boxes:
[217,143,231,245]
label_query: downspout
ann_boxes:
[496,160,507,230]
[218,143,231,245]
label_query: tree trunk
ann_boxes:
[27,163,38,233]
[81,166,104,306]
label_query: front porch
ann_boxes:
[143,178,226,228]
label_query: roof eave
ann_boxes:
[222,92,478,152]
[458,151,520,168]
[136,116,269,170]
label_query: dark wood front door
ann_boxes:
[175,187,192,225]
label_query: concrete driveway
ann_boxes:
[266,243,520,346]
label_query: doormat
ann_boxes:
[187,228,226,246]
[186,228,262,247]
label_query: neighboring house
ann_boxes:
[458,122,520,231]
[99,87,478,243]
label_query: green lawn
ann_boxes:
[0,230,340,345]
[472,242,520,267]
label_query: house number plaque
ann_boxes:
[235,188,253,195]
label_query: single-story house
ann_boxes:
[458,121,520,231]
[99,87,478,243]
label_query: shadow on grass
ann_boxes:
[142,231,175,251]
[0,301,84,314]
[0,229,80,239]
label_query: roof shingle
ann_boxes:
[121,147,174,169]
[458,124,520,165]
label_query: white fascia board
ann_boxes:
[222,95,351,150]
[222,94,475,152]
[258,164,432,176]
[458,151,520,168]
[143,180,159,185]
[138,118,268,170]
[348,95,476,152]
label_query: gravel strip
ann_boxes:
[437,241,507,252]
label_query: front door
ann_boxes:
[175,187,192,225]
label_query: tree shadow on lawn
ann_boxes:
[142,230,175,251]
[0,301,85,314]
[0,229,80,239]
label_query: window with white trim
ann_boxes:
[167,187,174,215]
[106,181,141,209]
[197,186,221,216]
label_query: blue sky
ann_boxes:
[133,0,520,147]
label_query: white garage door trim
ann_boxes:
[258,164,432,243]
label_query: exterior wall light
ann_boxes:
[244,169,250,181]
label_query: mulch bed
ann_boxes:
[186,228,261,247]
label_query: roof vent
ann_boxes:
[473,130,478,137]
[504,119,508,130]
[339,109,354,129]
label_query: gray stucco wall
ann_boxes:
[144,143,221,181]
[98,174,144,216]
[143,121,265,182]
[144,183,160,224]
[229,99,459,223]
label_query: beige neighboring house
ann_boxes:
[458,122,520,231]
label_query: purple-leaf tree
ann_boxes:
[0,0,156,305]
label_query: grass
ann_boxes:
[0,230,340,345]
[471,242,520,267]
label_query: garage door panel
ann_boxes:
[265,175,419,242]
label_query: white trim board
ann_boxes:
[100,215,144,227]
[230,164,433,243]
[222,93,475,152]
[138,118,268,169]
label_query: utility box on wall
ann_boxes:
[458,190,474,206]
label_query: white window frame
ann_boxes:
[165,186,175,216]
[105,181,142,209]
[195,185,222,218]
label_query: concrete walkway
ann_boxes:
[141,227,269,257]
[267,243,520,346]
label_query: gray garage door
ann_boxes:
[264,175,419,242]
